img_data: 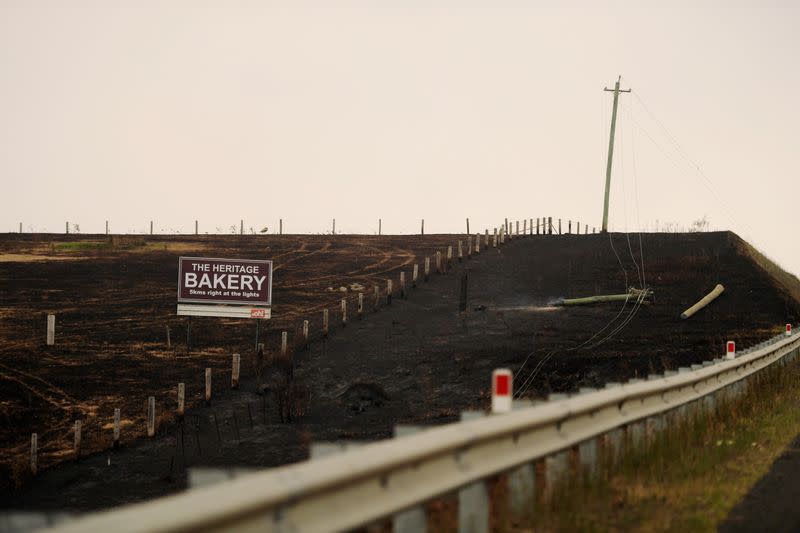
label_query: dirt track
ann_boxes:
[1,230,797,510]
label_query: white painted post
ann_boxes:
[205,368,212,405]
[458,241,463,262]
[341,299,348,326]
[726,340,736,360]
[400,272,406,299]
[30,433,37,475]
[113,408,121,448]
[492,369,512,413]
[459,411,489,533]
[435,251,442,274]
[357,293,364,318]
[147,397,155,437]
[231,354,241,389]
[387,280,393,304]
[303,320,309,343]
[73,420,82,458]
[447,245,453,267]
[46,314,55,346]
[177,383,185,418]
[392,425,427,533]
[424,257,430,281]
[412,264,419,287]
[323,309,329,337]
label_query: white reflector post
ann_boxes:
[492,369,513,414]
[726,341,736,360]
[787,324,792,337]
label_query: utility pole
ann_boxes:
[601,75,631,233]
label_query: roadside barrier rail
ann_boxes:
[48,329,800,533]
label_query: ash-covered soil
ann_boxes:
[0,230,797,510]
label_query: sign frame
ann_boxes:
[176,257,273,320]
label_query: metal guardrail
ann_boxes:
[45,330,800,533]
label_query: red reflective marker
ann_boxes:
[492,369,513,414]
[726,341,736,360]
[787,324,793,337]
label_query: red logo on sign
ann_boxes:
[495,374,510,396]
[250,309,267,319]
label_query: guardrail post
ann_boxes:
[393,425,427,533]
[625,379,645,449]
[543,393,569,502]
[577,388,599,478]
[459,410,489,533]
[509,401,536,520]
[600,383,624,467]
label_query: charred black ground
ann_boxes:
[1,230,798,509]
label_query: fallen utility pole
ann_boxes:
[556,287,652,307]
[681,284,725,319]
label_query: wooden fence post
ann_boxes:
[166,325,171,348]
[341,299,348,326]
[31,433,37,475]
[279,219,283,234]
[195,220,198,235]
[357,293,364,319]
[373,285,380,310]
[447,246,453,267]
[46,314,55,346]
[205,368,212,406]
[113,408,121,448]
[412,264,419,288]
[177,383,185,418]
[323,309,329,337]
[424,257,430,281]
[475,233,481,254]
[387,280,393,305]
[400,272,406,299]
[466,218,470,235]
[378,219,381,235]
[147,397,155,437]
[459,272,468,312]
[303,320,309,345]
[421,219,424,235]
[435,251,442,274]
[73,420,82,458]
[458,241,463,262]
[232,354,241,389]
[493,228,498,248]
[516,220,519,235]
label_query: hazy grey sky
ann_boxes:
[2,2,799,274]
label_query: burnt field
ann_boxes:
[1,230,798,510]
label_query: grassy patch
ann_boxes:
[521,356,800,532]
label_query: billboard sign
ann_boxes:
[177,257,272,317]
